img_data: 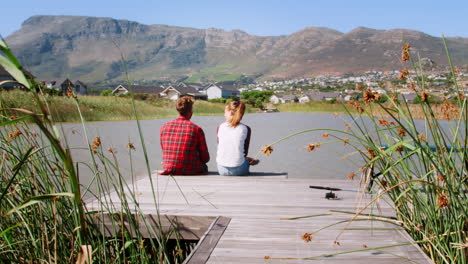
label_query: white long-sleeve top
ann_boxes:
[216,122,251,167]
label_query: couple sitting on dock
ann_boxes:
[159,96,259,176]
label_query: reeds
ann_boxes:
[261,40,467,263]
[344,40,467,263]
[0,39,192,263]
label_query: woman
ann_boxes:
[216,100,258,176]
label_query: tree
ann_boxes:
[241,91,274,107]
[100,89,113,96]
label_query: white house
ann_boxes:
[205,84,239,99]
[111,85,128,95]
[160,86,182,100]
[111,85,164,96]
[160,85,206,100]
[269,94,298,104]
[298,95,310,104]
[270,95,281,104]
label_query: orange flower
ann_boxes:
[10,115,19,120]
[401,43,410,62]
[343,137,350,145]
[395,145,404,154]
[363,89,376,103]
[66,88,73,98]
[307,143,320,152]
[409,82,416,91]
[261,145,273,156]
[454,67,460,74]
[378,119,389,127]
[264,256,271,259]
[374,93,382,101]
[347,101,364,114]
[321,133,329,138]
[362,244,368,248]
[418,134,426,141]
[346,172,355,180]
[437,174,445,183]
[7,129,22,142]
[91,136,101,150]
[380,180,388,189]
[397,127,406,137]
[437,192,449,208]
[398,69,409,80]
[301,232,313,242]
[127,142,136,150]
[175,249,183,257]
[356,84,363,91]
[108,147,116,153]
[416,223,423,231]
[367,147,376,159]
[421,91,428,102]
[459,92,465,100]
[441,101,459,120]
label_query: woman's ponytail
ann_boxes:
[227,100,245,127]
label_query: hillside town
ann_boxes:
[2,65,468,105]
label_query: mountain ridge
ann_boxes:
[5,15,468,84]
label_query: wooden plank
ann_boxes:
[92,213,216,240]
[183,216,231,264]
[86,175,432,264]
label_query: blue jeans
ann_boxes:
[217,159,250,176]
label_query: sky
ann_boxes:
[1,0,467,38]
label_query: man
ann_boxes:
[159,96,210,175]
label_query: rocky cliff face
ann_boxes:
[5,15,468,83]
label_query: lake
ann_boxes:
[61,112,363,191]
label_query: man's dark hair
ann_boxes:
[176,96,194,116]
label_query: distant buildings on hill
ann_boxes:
[2,64,468,104]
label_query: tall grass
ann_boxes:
[0,90,185,122]
[262,41,467,263]
[278,101,353,113]
[0,39,193,263]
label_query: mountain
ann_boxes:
[5,15,468,84]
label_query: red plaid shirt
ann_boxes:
[159,116,210,175]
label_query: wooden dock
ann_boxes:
[86,174,432,263]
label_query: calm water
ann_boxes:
[62,113,363,189]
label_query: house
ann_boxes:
[269,95,281,104]
[205,84,239,99]
[269,94,298,104]
[183,83,207,94]
[299,92,341,103]
[281,94,298,103]
[52,79,75,94]
[298,95,310,104]
[343,94,360,102]
[38,79,87,95]
[111,85,165,96]
[111,85,129,95]
[160,85,207,100]
[74,80,88,95]
[0,65,34,90]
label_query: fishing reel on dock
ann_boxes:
[309,185,341,200]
